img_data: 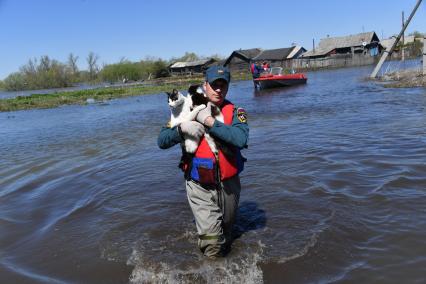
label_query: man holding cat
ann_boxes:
[158,65,248,258]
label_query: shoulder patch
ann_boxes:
[237,107,247,123]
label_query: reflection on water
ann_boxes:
[1,64,426,283]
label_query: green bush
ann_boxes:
[100,59,169,83]
[3,72,28,91]
[2,52,220,91]
[405,40,423,57]
[3,56,72,91]
[100,62,142,83]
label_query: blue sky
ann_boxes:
[0,0,425,79]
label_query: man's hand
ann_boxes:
[179,121,205,138]
[196,102,213,126]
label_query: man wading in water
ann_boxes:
[158,66,249,258]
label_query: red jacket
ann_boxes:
[184,102,243,184]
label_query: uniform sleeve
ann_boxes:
[157,125,182,149]
[208,107,249,149]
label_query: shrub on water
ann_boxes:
[3,72,28,91]
[3,56,73,91]
[100,59,170,83]
[100,62,142,83]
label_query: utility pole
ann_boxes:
[370,0,423,78]
[402,11,405,61]
[313,38,315,54]
[423,36,426,75]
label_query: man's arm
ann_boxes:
[157,125,182,149]
[208,108,249,149]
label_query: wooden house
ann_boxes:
[252,46,306,68]
[302,32,381,59]
[169,59,216,76]
[223,48,262,71]
[297,32,382,68]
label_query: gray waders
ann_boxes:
[186,175,241,258]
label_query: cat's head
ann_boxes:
[188,84,208,107]
[166,89,185,108]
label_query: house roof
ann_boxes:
[253,47,294,61]
[302,32,380,57]
[253,46,306,61]
[287,46,306,59]
[169,59,214,69]
[224,48,262,66]
[380,38,396,50]
[235,48,262,59]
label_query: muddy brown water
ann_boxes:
[1,65,426,283]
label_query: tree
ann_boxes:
[100,62,141,83]
[3,72,27,91]
[3,55,71,91]
[152,60,169,78]
[209,53,225,62]
[87,52,99,80]
[38,55,51,72]
[67,53,79,75]
[171,52,200,62]
[408,31,424,38]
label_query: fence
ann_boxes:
[291,54,378,70]
[424,37,426,75]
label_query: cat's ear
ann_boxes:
[188,85,197,95]
[172,89,179,95]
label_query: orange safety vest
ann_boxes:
[183,101,244,184]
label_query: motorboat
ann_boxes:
[254,67,307,89]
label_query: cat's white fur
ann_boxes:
[169,91,205,153]
[168,88,223,156]
[191,86,223,157]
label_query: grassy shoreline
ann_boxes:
[0,73,256,112]
[0,76,206,112]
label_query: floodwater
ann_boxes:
[1,65,426,283]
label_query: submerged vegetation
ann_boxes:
[0,76,204,112]
[99,59,169,83]
[0,70,253,112]
[380,69,425,88]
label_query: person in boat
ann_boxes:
[158,65,249,258]
[250,61,263,89]
[262,61,270,72]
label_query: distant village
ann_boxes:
[169,31,425,76]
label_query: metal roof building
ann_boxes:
[169,59,216,75]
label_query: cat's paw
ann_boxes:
[192,104,207,115]
[185,139,198,153]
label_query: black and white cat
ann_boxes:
[187,85,223,156]
[166,85,222,155]
[166,88,205,153]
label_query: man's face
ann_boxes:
[204,79,229,106]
